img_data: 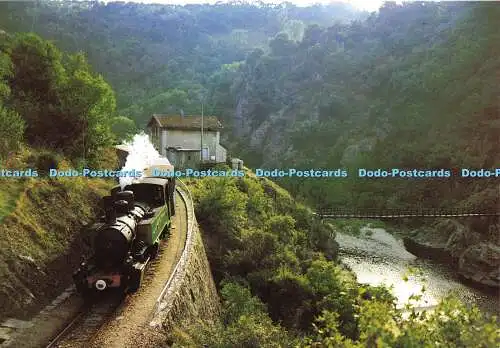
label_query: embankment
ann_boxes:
[149,184,220,339]
[0,174,112,322]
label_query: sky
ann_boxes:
[110,1,394,12]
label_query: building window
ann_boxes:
[188,155,191,160]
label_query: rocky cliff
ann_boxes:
[404,218,500,289]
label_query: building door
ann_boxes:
[202,147,209,161]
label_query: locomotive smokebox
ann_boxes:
[103,196,116,224]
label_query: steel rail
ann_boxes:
[44,307,88,348]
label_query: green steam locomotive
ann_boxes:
[73,170,176,295]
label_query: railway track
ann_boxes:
[45,293,124,348]
[3,186,190,348]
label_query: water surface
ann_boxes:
[337,227,499,316]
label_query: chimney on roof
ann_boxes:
[180,109,184,117]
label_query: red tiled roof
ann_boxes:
[148,114,223,131]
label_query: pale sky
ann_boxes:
[108,1,395,12]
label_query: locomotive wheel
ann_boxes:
[74,271,93,300]
[150,242,159,259]
[170,193,176,216]
[76,283,94,302]
[160,222,171,240]
[128,266,144,293]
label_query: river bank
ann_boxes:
[335,226,499,317]
[389,218,500,289]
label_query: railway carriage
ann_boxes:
[73,170,176,296]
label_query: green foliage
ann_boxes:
[308,220,339,260]
[220,281,267,324]
[4,33,116,165]
[0,106,24,159]
[264,265,315,330]
[110,116,137,142]
[236,175,272,222]
[223,228,279,276]
[187,174,361,337]
[173,282,297,348]
[25,149,60,176]
[265,215,296,244]
[202,1,499,214]
[193,177,247,242]
[0,1,363,128]
[306,259,359,338]
[0,50,13,101]
[302,294,500,347]
[2,2,497,345]
[305,295,500,347]
[328,219,365,236]
[187,172,499,346]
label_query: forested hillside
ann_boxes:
[175,170,498,346]
[1,1,497,216]
[222,1,499,214]
[0,27,120,320]
[0,2,498,345]
[0,0,363,126]
[0,29,130,166]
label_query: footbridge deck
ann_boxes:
[315,209,500,218]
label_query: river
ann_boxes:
[337,227,499,316]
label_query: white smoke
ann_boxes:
[119,133,170,188]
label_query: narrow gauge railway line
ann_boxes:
[3,185,189,348]
[45,293,124,348]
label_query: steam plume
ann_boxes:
[119,133,170,188]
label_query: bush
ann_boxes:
[0,106,24,159]
[193,177,247,241]
[25,150,60,176]
[304,296,499,347]
[172,282,297,348]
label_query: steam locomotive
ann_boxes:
[73,166,176,295]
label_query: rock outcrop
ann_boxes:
[458,243,500,288]
[404,218,500,288]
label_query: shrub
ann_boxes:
[0,106,24,160]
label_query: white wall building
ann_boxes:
[147,114,227,168]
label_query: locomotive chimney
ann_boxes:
[103,196,116,224]
[116,191,135,211]
[111,186,121,197]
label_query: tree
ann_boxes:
[269,32,296,57]
[58,51,116,165]
[283,19,305,42]
[111,116,137,142]
[7,34,115,165]
[0,106,24,159]
[8,33,66,145]
[0,50,12,101]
